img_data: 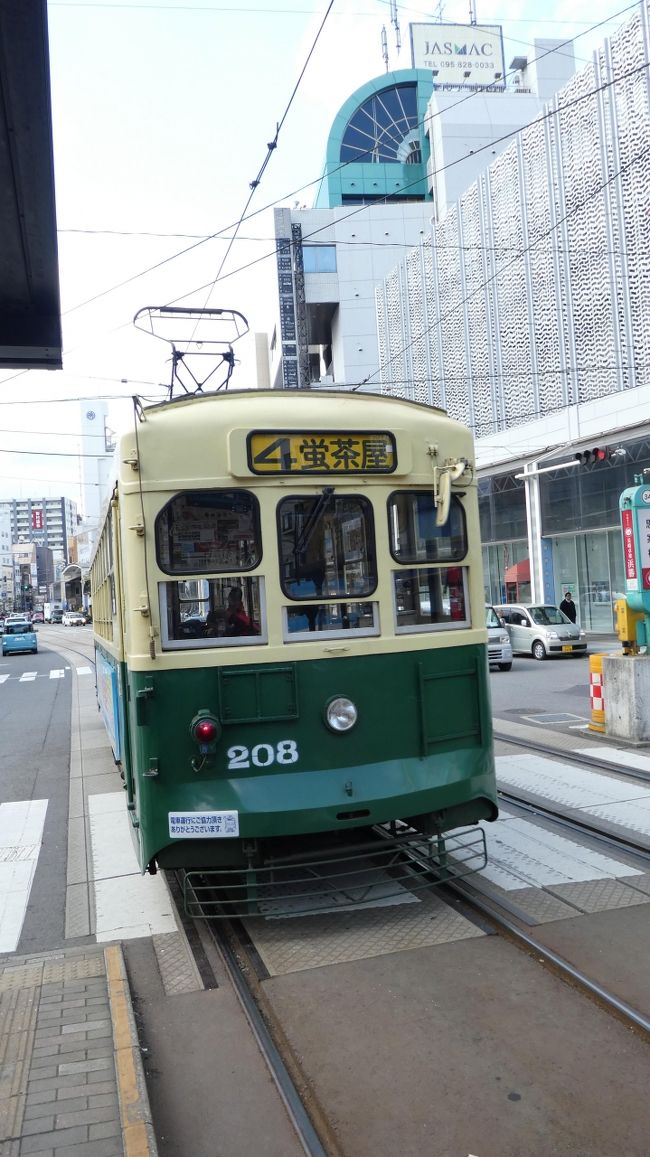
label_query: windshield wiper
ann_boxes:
[294,486,335,557]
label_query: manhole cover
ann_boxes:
[521,712,586,724]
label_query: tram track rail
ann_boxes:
[173,871,338,1157]
[496,788,650,861]
[443,874,650,1037]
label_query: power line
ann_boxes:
[172,55,650,306]
[193,0,334,326]
[54,4,637,322]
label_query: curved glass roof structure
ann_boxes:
[340,83,421,165]
[315,70,433,208]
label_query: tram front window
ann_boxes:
[394,567,469,632]
[155,489,261,575]
[388,492,467,562]
[159,576,265,649]
[278,492,377,600]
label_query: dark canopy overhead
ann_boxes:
[0,1,62,370]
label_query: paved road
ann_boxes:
[489,637,620,729]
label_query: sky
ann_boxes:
[0,0,639,513]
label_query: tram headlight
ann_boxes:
[324,697,358,733]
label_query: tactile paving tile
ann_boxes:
[244,894,485,976]
[470,879,581,924]
[41,953,105,982]
[0,965,43,993]
[153,931,203,995]
[623,872,650,896]
[546,878,650,913]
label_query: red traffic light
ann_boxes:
[574,447,611,465]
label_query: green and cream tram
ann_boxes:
[90,389,497,876]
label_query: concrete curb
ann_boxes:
[104,944,158,1157]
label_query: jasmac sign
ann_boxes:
[410,23,505,87]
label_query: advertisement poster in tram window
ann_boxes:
[638,504,650,591]
[622,509,638,590]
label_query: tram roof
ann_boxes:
[138,388,450,422]
[119,389,474,488]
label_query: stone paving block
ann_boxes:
[60,1019,109,1036]
[19,1125,89,1153]
[20,1113,56,1135]
[88,1094,118,1111]
[57,1058,112,1077]
[52,1138,122,1157]
[62,1080,113,1099]
[0,1093,25,1140]
[88,1121,122,1141]
[55,1105,118,1130]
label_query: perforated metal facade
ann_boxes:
[375,3,650,437]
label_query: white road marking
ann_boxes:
[0,800,48,952]
[480,806,641,891]
[49,669,65,679]
[88,792,176,941]
[76,666,93,676]
[575,746,650,774]
[19,672,37,682]
[0,675,9,684]
[496,753,650,839]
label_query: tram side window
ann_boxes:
[277,493,377,600]
[394,567,469,632]
[156,490,261,575]
[160,576,264,649]
[388,492,467,563]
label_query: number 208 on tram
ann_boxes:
[90,389,497,874]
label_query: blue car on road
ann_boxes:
[2,621,38,655]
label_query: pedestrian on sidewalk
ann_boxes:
[560,591,577,623]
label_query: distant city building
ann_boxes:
[12,542,54,613]
[79,401,116,526]
[0,505,13,610]
[1,496,79,563]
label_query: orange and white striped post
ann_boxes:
[589,653,605,733]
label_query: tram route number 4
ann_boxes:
[227,740,299,769]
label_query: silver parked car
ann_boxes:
[495,603,588,661]
[486,605,513,671]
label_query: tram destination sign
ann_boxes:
[247,430,397,474]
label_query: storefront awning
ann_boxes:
[504,558,530,584]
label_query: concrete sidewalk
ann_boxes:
[0,941,156,1157]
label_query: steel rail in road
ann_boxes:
[176,874,332,1157]
[446,877,650,1037]
[372,828,650,1038]
[497,788,650,862]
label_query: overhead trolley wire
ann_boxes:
[51,1,637,321]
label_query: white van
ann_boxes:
[486,605,513,671]
[496,603,588,661]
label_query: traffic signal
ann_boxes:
[575,447,612,465]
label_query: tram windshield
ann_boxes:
[155,490,261,575]
[388,493,466,562]
[278,492,377,600]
